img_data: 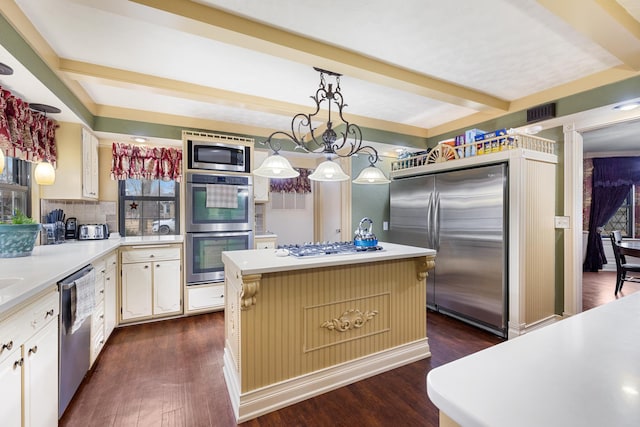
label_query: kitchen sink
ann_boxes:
[0,277,24,290]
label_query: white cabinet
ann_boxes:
[253,150,270,203]
[0,347,21,427]
[120,245,182,323]
[0,289,59,427]
[82,127,99,199]
[103,253,118,340]
[255,235,277,249]
[23,319,58,427]
[40,122,99,200]
[186,284,225,314]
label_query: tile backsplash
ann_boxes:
[41,200,118,233]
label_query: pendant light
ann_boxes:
[353,164,391,184]
[253,153,299,178]
[34,161,56,185]
[256,67,389,184]
[309,158,350,181]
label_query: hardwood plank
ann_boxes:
[59,273,622,426]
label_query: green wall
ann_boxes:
[351,155,392,243]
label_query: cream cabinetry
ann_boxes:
[254,235,277,249]
[40,122,99,200]
[82,127,99,199]
[253,150,270,203]
[90,251,117,366]
[120,245,182,323]
[0,289,59,427]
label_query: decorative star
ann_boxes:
[129,202,138,210]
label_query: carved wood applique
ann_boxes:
[416,255,436,280]
[321,308,379,332]
[240,274,262,310]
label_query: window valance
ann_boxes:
[0,87,58,166]
[269,168,312,193]
[111,142,182,182]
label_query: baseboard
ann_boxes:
[223,339,431,423]
[508,314,561,338]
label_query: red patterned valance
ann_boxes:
[0,87,58,166]
[111,142,182,182]
[269,168,312,193]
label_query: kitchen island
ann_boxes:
[222,241,436,422]
[427,292,640,427]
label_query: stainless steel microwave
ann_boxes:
[187,140,251,173]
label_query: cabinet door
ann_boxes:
[0,347,22,427]
[121,263,153,321]
[81,128,99,199]
[104,262,117,339]
[23,319,58,427]
[153,259,182,316]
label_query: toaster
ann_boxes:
[78,224,109,240]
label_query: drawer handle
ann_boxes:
[13,358,23,369]
[28,346,38,356]
[45,309,55,318]
[2,340,13,351]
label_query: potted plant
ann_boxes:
[0,210,42,257]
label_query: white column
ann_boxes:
[563,123,584,316]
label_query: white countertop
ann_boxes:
[427,292,640,427]
[222,241,436,275]
[0,235,183,316]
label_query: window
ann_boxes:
[602,186,634,237]
[0,157,31,222]
[118,179,179,236]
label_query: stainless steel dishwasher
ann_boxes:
[58,264,95,418]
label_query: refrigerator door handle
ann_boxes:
[426,192,433,247]
[434,192,441,251]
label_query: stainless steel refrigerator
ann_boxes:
[389,163,508,337]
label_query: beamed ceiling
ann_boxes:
[1,0,640,151]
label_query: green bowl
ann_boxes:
[0,224,42,258]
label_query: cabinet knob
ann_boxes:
[149,254,155,258]
[156,264,160,268]
[28,345,38,356]
[100,289,104,294]
[100,314,104,320]
[13,358,23,369]
[45,309,55,318]
[2,340,13,351]
[144,265,149,269]
[106,277,111,281]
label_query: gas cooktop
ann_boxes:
[278,241,383,257]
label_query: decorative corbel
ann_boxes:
[240,274,262,310]
[416,255,436,281]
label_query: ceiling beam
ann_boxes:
[537,0,640,71]
[128,0,509,113]
[59,58,429,138]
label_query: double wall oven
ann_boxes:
[185,172,254,284]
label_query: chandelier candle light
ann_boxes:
[253,68,390,184]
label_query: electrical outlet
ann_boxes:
[554,216,570,229]
[383,221,389,231]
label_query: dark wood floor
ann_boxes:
[60,271,638,427]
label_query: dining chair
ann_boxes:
[609,231,640,294]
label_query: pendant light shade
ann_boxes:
[308,159,350,182]
[34,161,56,185]
[253,154,299,178]
[353,165,391,184]
[0,149,5,174]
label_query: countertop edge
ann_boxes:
[0,236,184,316]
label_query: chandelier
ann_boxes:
[253,68,390,184]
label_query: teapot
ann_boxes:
[354,217,378,247]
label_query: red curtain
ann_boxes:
[111,142,182,182]
[0,87,58,166]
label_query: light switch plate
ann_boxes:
[554,216,570,229]
[383,221,389,231]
